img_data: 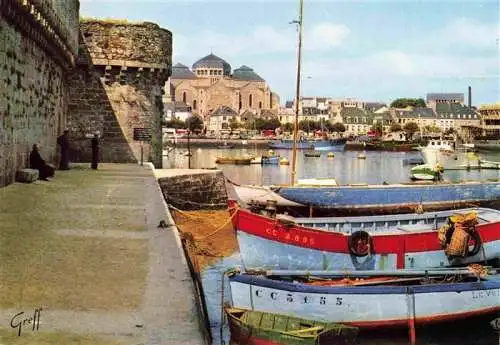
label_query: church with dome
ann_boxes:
[166,53,280,123]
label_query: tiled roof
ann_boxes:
[192,54,231,75]
[210,105,238,117]
[426,93,464,102]
[240,109,256,121]
[174,101,191,112]
[171,63,197,79]
[365,102,387,112]
[340,107,365,117]
[232,65,264,81]
[436,103,478,119]
[409,107,435,118]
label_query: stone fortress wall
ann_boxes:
[67,20,172,167]
[0,3,172,187]
[0,0,80,186]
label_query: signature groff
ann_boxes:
[10,308,42,336]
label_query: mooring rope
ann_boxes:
[168,203,240,241]
[166,194,228,207]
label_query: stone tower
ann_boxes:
[67,20,172,168]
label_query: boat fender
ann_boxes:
[348,230,373,257]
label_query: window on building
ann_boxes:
[259,101,262,109]
[249,94,253,107]
[182,92,186,103]
[223,116,226,121]
[193,100,197,110]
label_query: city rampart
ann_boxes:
[0,0,79,186]
[67,20,172,167]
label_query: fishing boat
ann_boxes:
[261,151,281,165]
[250,156,262,164]
[479,160,500,169]
[409,164,443,181]
[218,142,234,149]
[233,207,500,270]
[269,138,347,151]
[225,307,358,345]
[304,151,321,157]
[472,139,500,152]
[419,140,480,170]
[232,178,339,207]
[231,184,304,207]
[271,180,500,213]
[216,156,254,165]
[402,157,425,165]
[228,269,500,329]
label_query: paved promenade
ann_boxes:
[0,163,205,345]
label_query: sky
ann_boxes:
[80,0,499,106]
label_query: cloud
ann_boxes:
[310,52,498,80]
[172,22,350,61]
[306,23,350,50]
[440,17,499,48]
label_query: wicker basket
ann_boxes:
[438,224,450,248]
[446,224,469,257]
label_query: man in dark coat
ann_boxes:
[57,129,70,170]
[91,132,99,170]
[29,144,55,180]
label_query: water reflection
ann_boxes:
[163,148,500,185]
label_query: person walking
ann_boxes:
[57,129,70,170]
[91,132,99,170]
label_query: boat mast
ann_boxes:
[290,0,304,186]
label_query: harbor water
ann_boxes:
[165,147,500,345]
[163,148,500,185]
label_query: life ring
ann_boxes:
[348,230,373,257]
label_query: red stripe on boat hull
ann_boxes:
[236,209,500,268]
[342,307,500,328]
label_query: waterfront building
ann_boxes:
[167,54,280,127]
[342,107,373,136]
[426,93,464,112]
[164,101,192,122]
[207,105,239,133]
[479,103,500,138]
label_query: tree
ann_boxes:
[229,118,240,131]
[443,128,456,136]
[371,122,384,137]
[403,122,419,140]
[299,120,320,133]
[390,98,426,108]
[423,125,441,134]
[185,115,204,132]
[282,123,294,133]
[265,118,281,130]
[390,123,402,132]
[164,119,185,129]
[330,122,346,135]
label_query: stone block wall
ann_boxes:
[157,171,228,211]
[0,0,79,186]
[67,20,172,167]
